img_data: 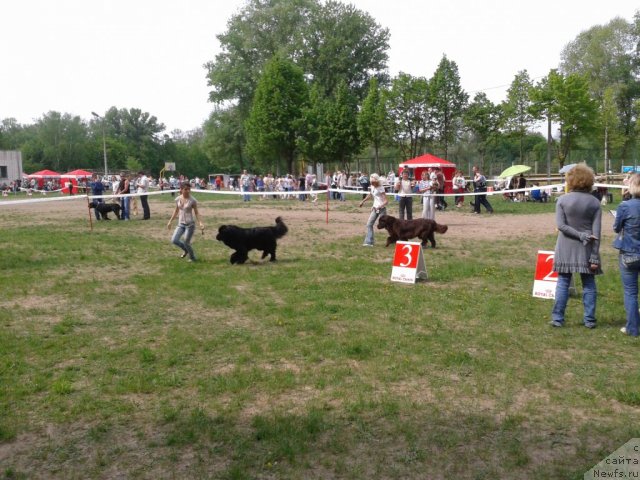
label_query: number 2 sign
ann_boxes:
[532,250,558,299]
[390,242,427,284]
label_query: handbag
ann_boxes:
[622,253,640,268]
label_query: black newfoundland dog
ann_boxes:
[377,214,448,248]
[89,201,121,220]
[216,216,288,264]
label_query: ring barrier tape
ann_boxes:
[0,183,627,207]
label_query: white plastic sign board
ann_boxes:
[533,250,557,299]
[390,241,427,284]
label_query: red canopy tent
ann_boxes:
[60,169,93,194]
[26,169,60,188]
[398,154,457,193]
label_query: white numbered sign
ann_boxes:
[390,241,427,284]
[532,250,558,299]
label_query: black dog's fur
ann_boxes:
[216,216,288,264]
[376,214,448,248]
[89,201,121,220]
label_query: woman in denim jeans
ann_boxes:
[550,163,602,329]
[167,182,204,262]
[359,173,388,247]
[613,173,640,336]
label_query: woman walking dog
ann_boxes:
[167,182,204,262]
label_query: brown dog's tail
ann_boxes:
[435,223,448,234]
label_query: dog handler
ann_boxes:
[167,182,204,262]
[359,173,388,247]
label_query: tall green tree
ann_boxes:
[93,107,166,174]
[357,77,389,173]
[502,70,535,163]
[297,84,331,166]
[553,73,599,166]
[429,55,468,159]
[530,69,563,175]
[31,111,89,172]
[205,0,314,114]
[385,72,431,160]
[560,15,640,161]
[245,55,308,174]
[204,0,389,173]
[204,106,247,173]
[463,92,502,167]
[301,0,389,100]
[320,80,361,171]
[0,118,27,150]
[599,86,625,172]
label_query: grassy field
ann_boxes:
[0,192,638,479]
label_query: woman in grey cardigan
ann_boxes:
[551,163,602,328]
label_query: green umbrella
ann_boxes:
[498,164,531,178]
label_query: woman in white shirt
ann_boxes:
[359,173,388,247]
[167,182,204,262]
[417,170,436,220]
[452,170,467,208]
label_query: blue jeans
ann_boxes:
[120,197,130,220]
[94,198,103,220]
[171,223,196,260]
[551,272,597,326]
[242,186,250,201]
[364,207,386,245]
[619,254,640,336]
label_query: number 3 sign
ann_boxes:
[390,241,427,284]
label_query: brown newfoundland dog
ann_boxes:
[376,214,448,248]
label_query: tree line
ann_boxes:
[2,0,639,179]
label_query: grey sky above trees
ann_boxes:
[1,0,636,132]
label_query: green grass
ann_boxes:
[0,194,637,479]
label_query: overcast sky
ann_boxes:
[1,0,637,133]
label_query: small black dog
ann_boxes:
[89,201,121,220]
[216,216,288,264]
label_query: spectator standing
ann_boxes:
[452,170,466,208]
[395,169,414,220]
[550,163,602,329]
[137,171,150,220]
[517,173,527,202]
[435,167,447,210]
[240,170,251,202]
[472,166,493,214]
[256,175,265,198]
[90,174,104,220]
[613,173,640,336]
[417,170,436,220]
[358,172,370,199]
[117,172,131,220]
[337,170,347,201]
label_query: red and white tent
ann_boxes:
[27,169,60,178]
[26,169,60,188]
[61,169,93,194]
[61,169,93,178]
[399,154,457,193]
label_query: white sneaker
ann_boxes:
[362,243,373,247]
[621,327,627,334]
